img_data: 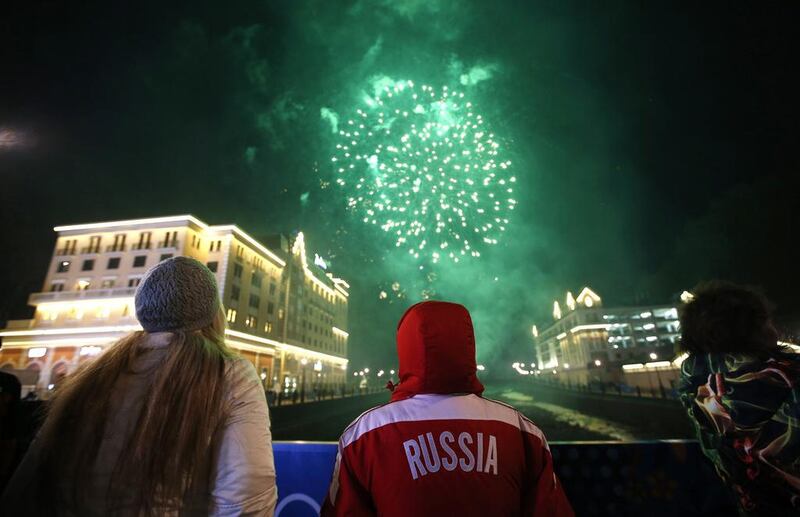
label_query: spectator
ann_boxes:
[1,257,277,515]
[0,370,21,491]
[678,281,800,515]
[322,301,573,516]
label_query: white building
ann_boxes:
[0,215,349,394]
[531,287,681,386]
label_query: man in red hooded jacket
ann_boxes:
[322,301,574,516]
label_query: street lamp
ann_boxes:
[649,352,658,360]
[594,359,602,367]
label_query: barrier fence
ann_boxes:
[272,440,737,517]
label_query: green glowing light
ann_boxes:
[334,80,516,263]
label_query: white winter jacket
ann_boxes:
[1,332,278,516]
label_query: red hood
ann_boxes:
[390,301,484,402]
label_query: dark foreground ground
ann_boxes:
[271,379,694,442]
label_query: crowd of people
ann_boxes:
[0,256,797,515]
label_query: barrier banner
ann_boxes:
[273,442,338,517]
[272,440,737,517]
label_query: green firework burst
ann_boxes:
[333,79,516,264]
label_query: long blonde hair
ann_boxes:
[35,307,235,514]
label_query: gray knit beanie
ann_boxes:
[134,256,220,333]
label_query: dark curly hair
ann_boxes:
[679,280,779,356]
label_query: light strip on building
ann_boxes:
[332,327,349,338]
[210,225,286,267]
[570,324,610,333]
[645,361,673,369]
[622,363,645,370]
[55,215,206,232]
[4,337,118,347]
[224,329,348,365]
[225,339,278,356]
[0,324,143,337]
[556,332,567,340]
[53,215,288,269]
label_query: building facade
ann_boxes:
[0,215,349,395]
[532,287,681,387]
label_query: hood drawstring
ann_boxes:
[385,380,396,392]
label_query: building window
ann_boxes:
[251,273,262,288]
[50,282,64,292]
[249,294,260,309]
[110,233,127,252]
[267,302,274,315]
[160,231,178,248]
[216,240,222,252]
[233,263,243,278]
[82,235,102,254]
[134,232,152,250]
[128,278,141,288]
[76,280,90,291]
[231,285,241,301]
[101,279,115,289]
[107,257,121,269]
[227,308,237,323]
[133,256,147,268]
[82,259,95,271]
[56,260,71,273]
[207,261,218,273]
[264,321,273,333]
[278,308,284,319]
[160,254,173,262]
[245,315,257,329]
[269,283,276,295]
[236,245,244,260]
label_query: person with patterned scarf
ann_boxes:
[678,281,800,516]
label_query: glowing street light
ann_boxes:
[476,364,485,371]
[649,352,658,360]
[594,359,602,367]
[377,370,385,377]
[390,369,395,375]
[364,368,370,374]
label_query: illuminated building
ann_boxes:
[532,287,681,386]
[0,215,349,393]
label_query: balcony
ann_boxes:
[55,248,76,256]
[105,244,127,252]
[79,247,101,254]
[156,240,180,249]
[29,287,137,305]
[131,243,152,250]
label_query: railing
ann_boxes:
[270,440,735,517]
[528,376,679,400]
[79,247,101,254]
[105,245,127,252]
[3,402,737,517]
[55,248,75,256]
[28,287,137,304]
[131,243,152,250]
[156,240,180,249]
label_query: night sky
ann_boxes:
[1,1,798,371]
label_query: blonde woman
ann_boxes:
[2,256,277,516]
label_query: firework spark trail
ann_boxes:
[333,79,516,265]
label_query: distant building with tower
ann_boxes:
[531,287,682,390]
[0,215,349,395]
